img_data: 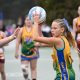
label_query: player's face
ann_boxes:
[78,6,80,16]
[25,17,32,27]
[51,22,63,37]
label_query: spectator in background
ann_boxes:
[16,16,24,28]
[5,24,16,37]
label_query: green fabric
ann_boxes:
[53,62,75,80]
[21,41,35,56]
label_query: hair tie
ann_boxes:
[63,18,72,32]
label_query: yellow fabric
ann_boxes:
[21,26,34,41]
[51,36,73,68]
[0,34,3,40]
[51,36,75,80]
[76,17,80,27]
[21,26,38,57]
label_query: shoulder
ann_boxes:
[18,28,23,35]
[73,17,78,23]
[20,27,23,32]
[53,37,65,48]
[50,37,62,44]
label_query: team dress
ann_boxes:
[21,26,39,61]
[0,32,5,63]
[51,36,75,80]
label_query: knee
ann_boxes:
[21,64,28,72]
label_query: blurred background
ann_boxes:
[0,0,80,37]
[0,0,80,25]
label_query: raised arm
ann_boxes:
[32,13,40,41]
[0,28,20,47]
[32,14,61,44]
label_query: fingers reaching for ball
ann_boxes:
[33,13,40,24]
[28,6,46,23]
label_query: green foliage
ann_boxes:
[37,0,80,25]
[0,0,35,20]
[0,0,80,26]
[21,41,34,56]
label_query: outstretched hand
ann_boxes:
[12,28,20,38]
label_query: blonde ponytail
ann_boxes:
[53,18,76,48]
